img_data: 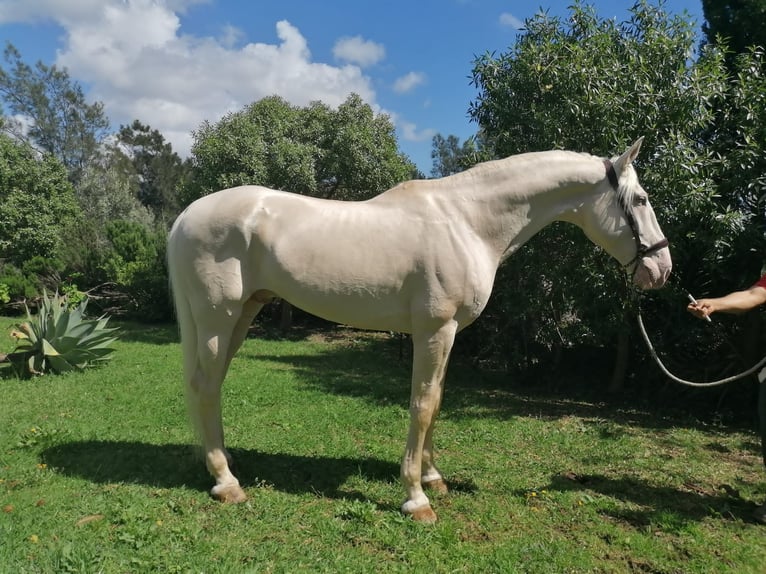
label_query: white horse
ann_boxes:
[167,137,671,522]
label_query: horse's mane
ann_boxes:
[610,157,640,214]
[400,149,642,213]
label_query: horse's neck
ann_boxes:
[449,151,605,262]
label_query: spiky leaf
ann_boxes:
[6,292,119,377]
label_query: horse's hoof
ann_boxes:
[211,484,247,503]
[423,478,448,494]
[409,505,438,523]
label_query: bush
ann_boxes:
[0,262,40,301]
[102,220,171,321]
[0,256,72,309]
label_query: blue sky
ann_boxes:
[0,0,703,175]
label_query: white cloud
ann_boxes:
[0,0,378,157]
[0,0,206,23]
[218,24,244,49]
[399,120,436,143]
[393,71,426,94]
[332,35,385,67]
[499,12,524,30]
[0,0,100,23]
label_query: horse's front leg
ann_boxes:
[401,320,457,523]
[421,410,448,495]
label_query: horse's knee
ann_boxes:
[187,369,222,401]
[410,401,438,428]
[187,368,207,395]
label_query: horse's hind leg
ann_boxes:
[187,298,263,503]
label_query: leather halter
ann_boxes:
[603,159,669,268]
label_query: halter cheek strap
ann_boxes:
[603,159,669,268]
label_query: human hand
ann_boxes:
[687,295,713,321]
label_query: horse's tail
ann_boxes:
[167,215,201,418]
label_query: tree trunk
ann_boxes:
[609,327,630,393]
[279,300,293,332]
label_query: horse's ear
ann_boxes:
[614,136,644,173]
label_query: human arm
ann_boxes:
[687,284,766,319]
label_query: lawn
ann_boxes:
[0,316,764,573]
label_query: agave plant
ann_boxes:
[5,291,118,377]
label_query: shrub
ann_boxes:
[101,220,171,321]
[0,262,39,301]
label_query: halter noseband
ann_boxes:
[603,159,669,268]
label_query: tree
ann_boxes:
[187,94,416,204]
[466,0,760,393]
[115,120,191,224]
[430,133,488,178]
[0,134,80,273]
[75,150,154,228]
[0,43,110,183]
[702,0,766,63]
[316,94,418,198]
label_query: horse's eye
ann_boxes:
[634,196,648,207]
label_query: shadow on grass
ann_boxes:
[240,332,755,435]
[41,440,402,507]
[115,318,758,433]
[538,471,764,526]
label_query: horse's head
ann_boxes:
[584,137,672,290]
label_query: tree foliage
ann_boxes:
[0,134,80,268]
[75,150,153,229]
[115,120,191,224]
[0,43,189,319]
[186,94,416,204]
[702,0,766,64]
[430,133,491,178]
[467,0,765,393]
[0,43,110,183]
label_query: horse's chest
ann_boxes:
[421,250,497,327]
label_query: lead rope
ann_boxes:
[636,303,766,388]
[630,282,766,388]
[623,269,766,387]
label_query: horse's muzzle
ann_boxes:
[633,248,672,290]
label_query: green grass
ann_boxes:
[0,316,764,573]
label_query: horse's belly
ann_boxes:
[276,283,413,333]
